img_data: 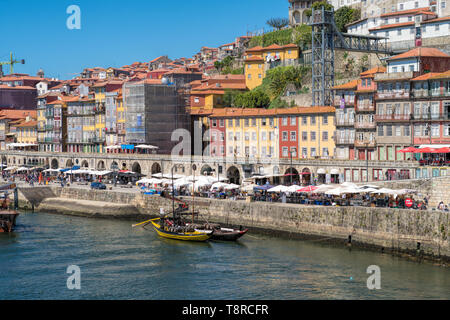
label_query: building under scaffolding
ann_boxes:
[123,80,190,155]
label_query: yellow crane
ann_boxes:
[0,52,25,75]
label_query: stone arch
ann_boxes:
[81,160,89,168]
[284,167,299,185]
[97,160,106,170]
[151,162,161,174]
[66,159,73,167]
[110,161,119,170]
[200,165,213,176]
[293,10,301,24]
[132,162,141,174]
[302,167,311,185]
[227,166,241,185]
[302,11,308,24]
[51,158,59,169]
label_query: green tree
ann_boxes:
[293,24,312,49]
[264,65,309,98]
[266,18,289,30]
[335,6,361,32]
[305,1,334,17]
[234,90,270,108]
[269,97,289,109]
[222,90,241,107]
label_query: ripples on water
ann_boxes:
[0,212,449,300]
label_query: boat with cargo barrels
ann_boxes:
[0,183,19,233]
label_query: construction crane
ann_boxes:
[0,52,25,76]
[309,8,393,106]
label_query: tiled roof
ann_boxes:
[15,120,37,127]
[0,110,37,120]
[380,7,430,18]
[206,106,335,118]
[332,79,359,90]
[428,70,450,80]
[245,56,264,62]
[369,21,414,31]
[0,85,36,90]
[388,47,450,60]
[360,66,386,77]
[421,16,450,24]
[411,72,441,81]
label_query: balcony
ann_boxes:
[374,71,415,82]
[354,121,376,129]
[356,102,375,112]
[335,119,355,126]
[374,114,411,121]
[334,136,354,145]
[413,137,450,144]
[375,91,410,100]
[334,97,355,107]
[45,124,54,130]
[354,140,377,148]
[37,126,46,132]
[411,89,430,99]
[411,113,450,121]
[82,138,94,144]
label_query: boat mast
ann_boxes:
[192,164,197,224]
[172,166,175,221]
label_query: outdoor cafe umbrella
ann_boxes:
[297,186,318,193]
[415,147,436,153]
[433,147,450,153]
[398,146,418,153]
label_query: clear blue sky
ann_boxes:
[0,0,288,80]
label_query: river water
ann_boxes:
[0,212,449,300]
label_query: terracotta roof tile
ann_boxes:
[411,72,441,81]
[380,7,430,18]
[332,79,359,90]
[388,47,450,60]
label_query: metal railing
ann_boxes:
[374,114,411,121]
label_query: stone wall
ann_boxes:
[18,186,449,263]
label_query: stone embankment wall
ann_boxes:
[18,186,449,263]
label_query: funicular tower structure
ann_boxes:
[310,8,393,106]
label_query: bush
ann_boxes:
[234,90,270,108]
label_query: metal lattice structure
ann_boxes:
[310,8,392,106]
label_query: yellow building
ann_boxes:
[293,106,336,159]
[244,44,300,90]
[16,118,37,145]
[209,108,280,159]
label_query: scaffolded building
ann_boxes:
[123,80,190,155]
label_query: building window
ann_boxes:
[435,24,440,31]
[323,116,328,125]
[311,148,316,157]
[302,131,307,141]
[302,116,307,125]
[228,119,233,127]
[219,119,224,127]
[310,116,316,125]
[282,147,289,157]
[252,131,257,141]
[212,119,217,127]
[282,117,288,125]
[262,131,267,141]
[386,125,393,136]
[290,131,296,141]
[311,131,316,141]
[377,125,383,136]
[282,131,288,141]
[404,125,410,136]
[322,131,328,141]
[290,116,296,125]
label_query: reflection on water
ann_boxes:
[0,212,449,300]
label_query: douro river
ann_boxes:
[0,212,449,299]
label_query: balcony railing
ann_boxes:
[93,137,106,143]
[356,103,375,112]
[45,124,54,130]
[354,121,376,129]
[334,136,354,145]
[354,140,377,147]
[411,113,450,121]
[374,114,411,121]
[375,91,410,100]
[334,97,355,107]
[335,119,355,126]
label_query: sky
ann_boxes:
[0,0,287,80]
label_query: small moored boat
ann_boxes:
[149,218,213,242]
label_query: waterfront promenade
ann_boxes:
[15,181,450,265]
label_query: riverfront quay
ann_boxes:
[17,185,450,265]
[2,212,449,300]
